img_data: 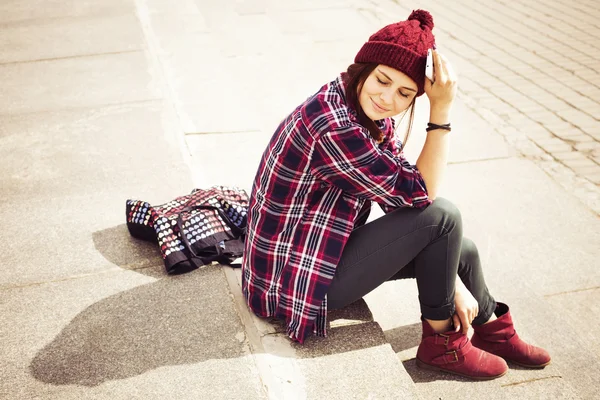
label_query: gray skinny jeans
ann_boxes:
[326,198,496,326]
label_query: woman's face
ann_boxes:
[358,64,417,121]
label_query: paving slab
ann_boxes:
[212,13,284,58]
[0,264,266,400]
[269,7,373,42]
[439,158,599,294]
[158,49,265,133]
[0,0,132,23]
[0,51,160,115]
[542,288,600,400]
[442,157,599,298]
[308,38,365,70]
[144,0,208,20]
[498,295,597,400]
[186,130,268,191]
[144,13,210,53]
[0,13,144,64]
[145,0,362,135]
[0,101,191,286]
[401,359,577,400]
[294,324,419,400]
[544,288,600,356]
[267,0,353,12]
[0,101,186,199]
[246,58,344,132]
[150,30,335,134]
[191,0,237,32]
[232,0,268,15]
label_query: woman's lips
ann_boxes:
[371,98,389,113]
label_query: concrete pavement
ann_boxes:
[1,0,599,399]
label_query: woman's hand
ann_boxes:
[452,278,479,334]
[424,50,458,115]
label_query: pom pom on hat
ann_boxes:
[354,9,436,96]
[408,9,434,30]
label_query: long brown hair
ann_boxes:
[343,63,416,151]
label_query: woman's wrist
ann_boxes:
[429,106,451,125]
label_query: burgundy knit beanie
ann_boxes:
[355,10,436,96]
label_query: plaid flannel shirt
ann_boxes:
[242,75,431,343]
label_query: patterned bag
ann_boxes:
[126,186,249,274]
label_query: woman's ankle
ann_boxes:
[482,312,498,325]
[425,318,452,333]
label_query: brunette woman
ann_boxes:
[241,10,550,380]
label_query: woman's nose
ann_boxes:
[379,89,393,105]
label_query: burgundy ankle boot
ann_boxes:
[416,319,508,380]
[471,303,551,368]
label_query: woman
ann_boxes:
[241,10,550,380]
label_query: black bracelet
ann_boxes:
[426,122,451,132]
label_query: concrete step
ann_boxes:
[225,268,422,400]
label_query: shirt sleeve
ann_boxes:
[377,133,423,213]
[311,124,431,209]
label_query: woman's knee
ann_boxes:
[427,197,462,230]
[460,237,480,266]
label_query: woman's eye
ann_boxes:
[399,92,410,98]
[377,78,388,85]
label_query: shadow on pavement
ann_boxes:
[293,299,389,357]
[402,358,474,383]
[91,224,164,278]
[30,226,248,387]
[383,322,422,353]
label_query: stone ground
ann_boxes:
[1,0,599,399]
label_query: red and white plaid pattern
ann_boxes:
[242,76,431,343]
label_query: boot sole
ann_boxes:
[416,358,508,381]
[508,359,551,369]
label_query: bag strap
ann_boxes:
[176,204,246,260]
